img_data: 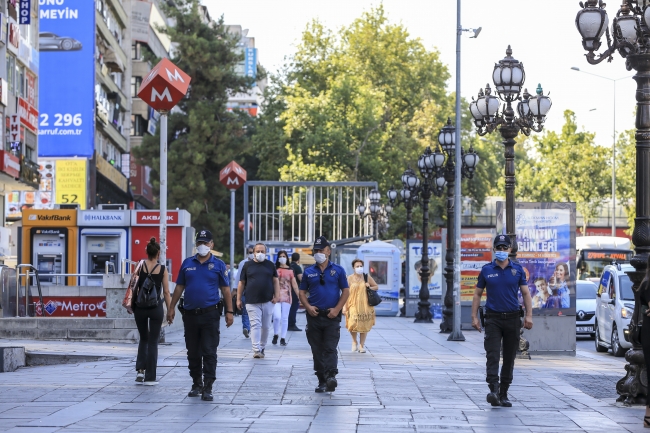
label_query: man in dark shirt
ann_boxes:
[167,230,234,402]
[299,236,349,393]
[237,243,279,358]
[471,234,533,407]
[288,252,303,331]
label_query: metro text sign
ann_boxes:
[219,161,247,190]
[137,58,191,112]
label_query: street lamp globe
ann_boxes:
[614,5,638,47]
[385,204,393,214]
[400,187,411,200]
[438,118,456,155]
[492,46,525,100]
[435,175,446,191]
[575,0,609,51]
[369,189,381,204]
[402,168,420,191]
[357,204,366,218]
[528,84,552,120]
[386,185,398,202]
[418,147,436,179]
[517,89,531,118]
[476,86,500,120]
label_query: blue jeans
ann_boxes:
[241,295,250,331]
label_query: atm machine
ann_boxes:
[21,209,79,286]
[78,206,130,286]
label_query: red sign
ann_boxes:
[129,161,154,204]
[135,210,179,225]
[585,251,632,261]
[26,73,35,107]
[8,113,19,143]
[31,296,106,317]
[137,58,191,111]
[0,150,20,177]
[18,97,38,132]
[219,161,247,190]
[8,23,18,50]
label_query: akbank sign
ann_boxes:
[38,0,95,158]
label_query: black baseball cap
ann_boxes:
[196,229,213,243]
[493,234,511,248]
[313,236,330,250]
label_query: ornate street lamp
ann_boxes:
[573,0,650,404]
[469,46,552,258]
[387,174,421,239]
[358,188,385,240]
[435,118,479,335]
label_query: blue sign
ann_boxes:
[38,0,95,158]
[245,47,257,80]
[19,0,30,24]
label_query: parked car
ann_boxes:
[576,280,598,338]
[594,263,635,356]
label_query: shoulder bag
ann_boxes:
[364,273,382,307]
[135,263,161,308]
[122,260,144,312]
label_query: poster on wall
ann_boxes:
[406,240,443,298]
[459,228,494,302]
[55,160,86,209]
[496,202,576,316]
[38,0,95,158]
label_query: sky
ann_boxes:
[204,0,637,152]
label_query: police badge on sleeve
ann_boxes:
[511,269,517,276]
[208,263,214,270]
[330,270,336,276]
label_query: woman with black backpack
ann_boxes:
[343,259,378,353]
[132,237,171,385]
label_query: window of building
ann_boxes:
[24,146,33,162]
[131,76,142,96]
[6,55,15,94]
[132,43,141,60]
[17,64,25,98]
[131,115,146,137]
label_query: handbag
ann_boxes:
[135,263,161,308]
[122,260,144,311]
[364,273,382,307]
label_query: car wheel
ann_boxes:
[611,324,627,357]
[61,39,73,50]
[595,321,608,352]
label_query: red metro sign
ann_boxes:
[137,58,191,112]
[219,161,247,190]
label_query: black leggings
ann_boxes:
[133,302,164,381]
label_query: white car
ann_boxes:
[594,263,635,356]
[576,280,598,338]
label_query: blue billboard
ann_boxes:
[245,47,257,80]
[38,0,95,158]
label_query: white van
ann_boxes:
[594,263,635,356]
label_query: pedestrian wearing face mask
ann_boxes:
[272,250,299,346]
[471,234,533,408]
[343,259,378,353]
[234,246,255,338]
[167,230,234,402]
[299,236,350,393]
[237,243,280,358]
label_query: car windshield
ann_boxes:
[619,275,635,301]
[577,283,597,299]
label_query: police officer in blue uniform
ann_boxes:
[299,236,350,393]
[471,234,533,407]
[167,230,234,401]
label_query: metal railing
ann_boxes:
[15,265,44,318]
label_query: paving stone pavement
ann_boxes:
[0,315,647,432]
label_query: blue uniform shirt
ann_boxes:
[477,260,527,313]
[176,254,229,310]
[299,261,349,309]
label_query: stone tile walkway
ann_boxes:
[0,315,647,432]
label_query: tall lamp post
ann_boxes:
[436,118,480,337]
[386,171,421,240]
[469,46,552,258]
[573,0,650,404]
[357,188,385,240]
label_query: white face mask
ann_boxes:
[354,267,364,275]
[278,257,287,265]
[248,253,254,260]
[196,245,210,257]
[314,253,327,264]
[255,252,266,262]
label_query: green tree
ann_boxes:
[615,129,636,234]
[132,0,258,255]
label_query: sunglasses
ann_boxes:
[319,274,325,285]
[495,245,509,251]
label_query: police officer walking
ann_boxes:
[299,236,349,393]
[471,234,533,407]
[167,230,234,401]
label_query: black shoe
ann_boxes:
[188,384,202,397]
[288,326,302,331]
[272,335,278,344]
[315,382,327,393]
[201,388,213,401]
[280,338,287,346]
[326,376,338,392]
[499,393,512,407]
[486,383,501,407]
[243,328,249,338]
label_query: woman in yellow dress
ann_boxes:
[343,259,378,353]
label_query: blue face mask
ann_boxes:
[494,251,509,261]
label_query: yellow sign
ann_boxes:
[55,160,87,209]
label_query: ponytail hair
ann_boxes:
[146,237,161,260]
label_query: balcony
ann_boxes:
[20,158,40,190]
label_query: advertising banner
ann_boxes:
[38,0,95,158]
[406,240,443,297]
[460,228,494,302]
[245,47,257,80]
[496,202,576,316]
[55,159,86,209]
[31,296,106,317]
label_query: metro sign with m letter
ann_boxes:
[137,58,191,112]
[219,161,247,190]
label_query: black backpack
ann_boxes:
[135,263,161,308]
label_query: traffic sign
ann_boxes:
[219,161,247,190]
[137,58,191,112]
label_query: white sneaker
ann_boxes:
[143,381,158,386]
[352,342,358,352]
[135,370,144,382]
[359,345,366,353]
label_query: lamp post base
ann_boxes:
[516,327,531,360]
[414,301,433,323]
[447,330,465,341]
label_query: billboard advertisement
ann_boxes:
[496,202,576,316]
[406,240,443,298]
[55,160,86,209]
[38,0,95,158]
[459,228,494,302]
